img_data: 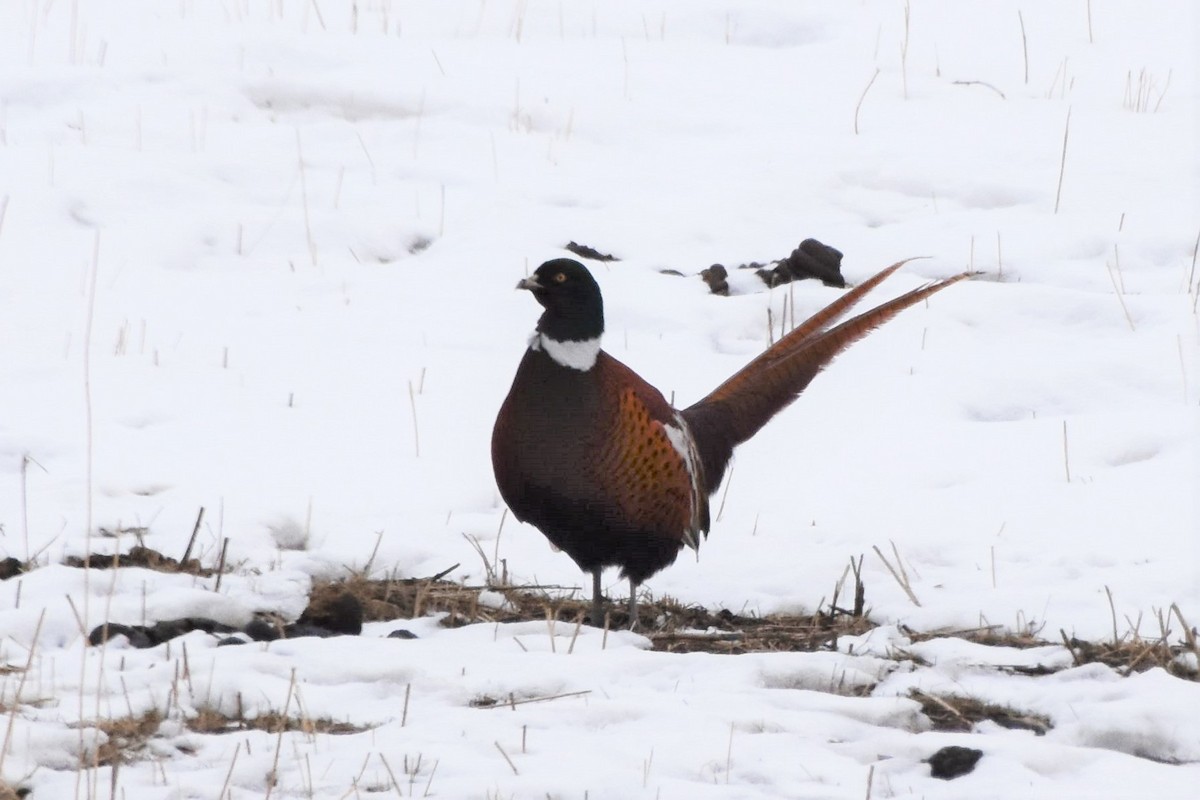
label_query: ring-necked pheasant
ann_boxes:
[492,257,968,624]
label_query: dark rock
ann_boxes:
[564,241,619,262]
[149,618,237,641]
[243,618,282,641]
[88,617,237,648]
[216,635,251,647]
[755,264,793,288]
[784,239,845,287]
[927,746,983,779]
[754,239,846,289]
[700,264,730,295]
[283,622,342,638]
[89,623,153,648]
[389,629,419,640]
[298,585,363,635]
[0,557,23,581]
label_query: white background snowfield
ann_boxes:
[0,1,1197,798]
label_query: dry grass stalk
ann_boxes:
[0,610,46,774]
[180,507,204,565]
[872,544,921,607]
[1018,10,1029,85]
[1054,107,1071,213]
[853,68,881,135]
[910,689,1051,734]
[493,741,519,775]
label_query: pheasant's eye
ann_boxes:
[553,272,567,283]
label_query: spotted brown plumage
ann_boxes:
[492,257,969,624]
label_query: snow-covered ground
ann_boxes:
[1,0,1197,797]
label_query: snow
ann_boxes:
[1,0,1197,796]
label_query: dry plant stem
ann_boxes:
[65,595,88,638]
[20,454,47,562]
[952,80,1006,99]
[545,607,557,653]
[567,612,584,655]
[295,129,316,267]
[1106,261,1136,330]
[1105,585,1119,644]
[181,507,204,565]
[83,230,100,568]
[1188,227,1199,301]
[408,380,420,457]
[1124,639,1164,675]
[412,88,426,158]
[1018,10,1029,84]
[1054,107,1071,213]
[217,742,241,800]
[850,555,866,616]
[461,533,496,584]
[714,460,735,523]
[865,763,875,799]
[853,68,880,135]
[264,668,298,800]
[0,609,46,774]
[474,690,592,710]
[1061,420,1071,482]
[360,530,384,576]
[890,540,914,588]
[378,753,403,798]
[401,683,412,727]
[872,544,921,606]
[422,760,439,797]
[351,752,371,788]
[213,537,230,592]
[913,689,967,725]
[1171,603,1200,660]
[494,741,519,775]
[493,507,507,570]
[438,184,446,237]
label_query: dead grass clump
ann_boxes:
[326,569,483,624]
[648,604,876,655]
[322,558,876,654]
[86,709,164,767]
[64,545,211,577]
[1060,632,1199,682]
[186,707,368,737]
[910,689,1052,735]
[906,624,1046,650]
[0,780,31,800]
[334,569,875,654]
[1058,600,1199,682]
[75,705,369,767]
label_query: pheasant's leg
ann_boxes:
[591,569,604,626]
[628,580,639,629]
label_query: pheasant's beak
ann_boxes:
[516,276,541,291]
